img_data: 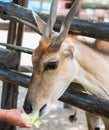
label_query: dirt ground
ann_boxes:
[0,30,105,130]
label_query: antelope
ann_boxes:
[23,0,109,129]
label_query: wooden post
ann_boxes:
[0,0,28,130]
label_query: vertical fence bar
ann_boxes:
[0,0,28,130]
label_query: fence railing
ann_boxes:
[0,2,109,41]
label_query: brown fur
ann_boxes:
[69,35,109,56]
[32,37,59,70]
[82,39,109,56]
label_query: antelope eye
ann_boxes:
[44,61,58,71]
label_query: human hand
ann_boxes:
[4,109,32,128]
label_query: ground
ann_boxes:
[0,30,105,130]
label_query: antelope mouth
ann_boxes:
[40,104,51,116]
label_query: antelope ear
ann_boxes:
[63,46,75,58]
[32,11,46,34]
[32,11,58,37]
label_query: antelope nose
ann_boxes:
[23,101,33,114]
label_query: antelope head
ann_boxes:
[23,0,79,115]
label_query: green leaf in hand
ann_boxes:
[22,111,41,128]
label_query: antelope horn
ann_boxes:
[51,0,79,48]
[42,0,59,38]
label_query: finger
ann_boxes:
[22,122,32,128]
[25,123,32,128]
[20,109,24,113]
[22,119,32,128]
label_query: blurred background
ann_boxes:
[29,0,109,21]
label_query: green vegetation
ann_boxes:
[22,111,41,128]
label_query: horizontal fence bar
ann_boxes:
[0,22,33,31]
[19,65,33,72]
[0,2,109,41]
[0,67,109,118]
[0,43,33,54]
[82,2,109,10]
[0,67,30,88]
[66,2,109,10]
[60,88,109,119]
